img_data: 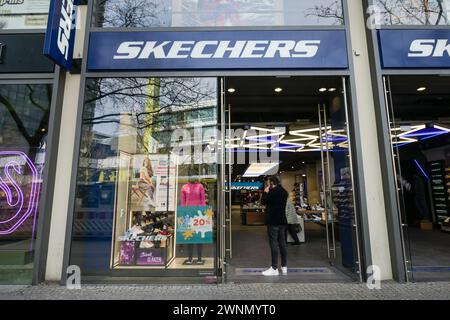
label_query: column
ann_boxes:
[345,0,393,280]
[45,5,88,282]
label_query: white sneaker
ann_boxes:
[281,267,288,275]
[262,267,279,276]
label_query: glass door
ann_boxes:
[319,77,362,280]
[383,76,413,281]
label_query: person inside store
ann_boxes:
[261,175,289,276]
[285,197,302,246]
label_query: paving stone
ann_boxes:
[0,281,449,300]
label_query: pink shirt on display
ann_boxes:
[181,182,206,207]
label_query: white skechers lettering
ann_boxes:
[113,40,321,60]
[409,39,450,57]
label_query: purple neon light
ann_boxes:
[414,159,429,180]
[277,144,302,149]
[0,162,25,224]
[403,127,449,139]
[0,151,41,236]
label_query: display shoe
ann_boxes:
[281,267,288,275]
[262,267,279,276]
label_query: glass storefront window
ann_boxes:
[386,76,450,281]
[92,0,344,28]
[373,0,450,25]
[0,83,52,284]
[70,77,219,277]
[0,0,49,30]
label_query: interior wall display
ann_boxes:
[429,160,449,223]
[176,206,214,244]
[332,166,355,269]
[230,181,263,191]
[0,0,50,29]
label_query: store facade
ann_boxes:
[46,0,385,284]
[8,0,450,285]
[367,0,450,282]
[0,0,63,285]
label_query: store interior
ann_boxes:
[223,76,358,282]
[388,75,450,281]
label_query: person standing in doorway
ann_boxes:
[261,176,289,276]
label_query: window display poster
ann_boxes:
[153,155,178,212]
[130,154,177,212]
[176,206,213,244]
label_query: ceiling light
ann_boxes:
[274,87,283,93]
[417,87,427,92]
[319,88,327,92]
[250,126,278,132]
[328,88,337,92]
[243,163,279,177]
[228,88,236,93]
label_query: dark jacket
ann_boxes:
[261,185,289,226]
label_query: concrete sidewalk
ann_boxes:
[0,281,449,300]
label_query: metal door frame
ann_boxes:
[319,77,363,281]
[382,75,413,282]
[217,75,363,282]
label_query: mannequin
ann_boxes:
[181,174,206,265]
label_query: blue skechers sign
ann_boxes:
[378,29,450,69]
[87,30,348,71]
[43,0,78,70]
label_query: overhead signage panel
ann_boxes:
[87,30,349,71]
[43,0,78,70]
[378,29,450,69]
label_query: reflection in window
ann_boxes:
[0,84,51,284]
[93,0,344,28]
[0,0,50,30]
[374,0,450,25]
[70,78,219,275]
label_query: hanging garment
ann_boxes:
[181,182,206,207]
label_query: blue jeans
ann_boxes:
[267,225,288,269]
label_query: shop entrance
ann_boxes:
[384,75,450,282]
[219,76,362,283]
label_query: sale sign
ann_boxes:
[176,206,214,244]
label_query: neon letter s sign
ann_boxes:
[0,151,40,235]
